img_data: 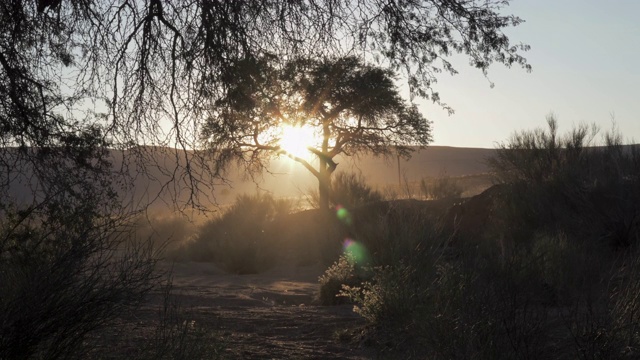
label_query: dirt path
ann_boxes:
[161,262,374,359]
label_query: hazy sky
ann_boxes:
[419,0,640,148]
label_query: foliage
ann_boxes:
[489,115,598,185]
[318,253,370,306]
[1,2,529,355]
[179,193,293,274]
[308,172,383,209]
[340,227,560,359]
[0,0,531,209]
[1,0,529,156]
[0,204,160,359]
[341,264,419,327]
[488,115,640,248]
[202,56,432,210]
[334,116,640,358]
[420,175,463,200]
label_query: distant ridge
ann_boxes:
[6,143,638,209]
[3,145,496,208]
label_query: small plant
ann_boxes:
[340,263,417,326]
[141,278,224,360]
[318,254,370,305]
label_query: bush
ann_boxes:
[488,115,640,248]
[341,240,554,359]
[308,172,383,209]
[350,200,441,267]
[179,193,293,273]
[420,175,463,200]
[341,263,418,326]
[337,116,640,358]
[318,254,369,305]
[0,202,160,359]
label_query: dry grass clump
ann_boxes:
[318,253,371,305]
[135,278,225,360]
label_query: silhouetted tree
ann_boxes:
[202,56,431,210]
[1,0,530,207]
[0,2,530,355]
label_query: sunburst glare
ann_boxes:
[279,125,317,160]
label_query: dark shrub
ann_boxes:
[308,172,383,209]
[420,175,463,200]
[180,193,293,273]
[0,203,159,359]
[488,115,640,248]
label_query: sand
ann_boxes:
[153,261,374,359]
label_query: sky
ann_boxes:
[418,0,640,148]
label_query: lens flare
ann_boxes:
[335,204,352,225]
[342,238,369,265]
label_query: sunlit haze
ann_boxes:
[278,125,318,160]
[417,0,640,148]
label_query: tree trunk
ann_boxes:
[317,158,331,212]
[318,117,332,212]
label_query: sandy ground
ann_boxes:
[153,261,375,359]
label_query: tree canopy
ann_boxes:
[0,3,530,354]
[0,0,529,207]
[202,56,432,209]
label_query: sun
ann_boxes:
[279,124,316,159]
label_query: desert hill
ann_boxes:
[4,145,496,209]
[115,145,497,208]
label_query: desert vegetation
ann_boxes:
[173,193,295,274]
[8,0,636,358]
[100,116,639,358]
[4,126,637,358]
[313,116,640,359]
[419,173,464,200]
